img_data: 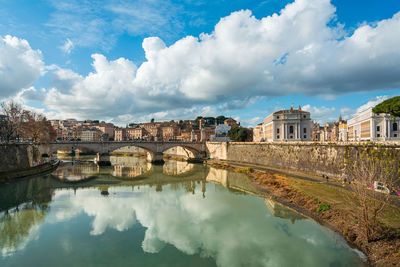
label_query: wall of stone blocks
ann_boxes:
[206,141,400,178]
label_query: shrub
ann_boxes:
[317,204,330,212]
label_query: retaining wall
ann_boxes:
[206,141,400,178]
[0,144,40,172]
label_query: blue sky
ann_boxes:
[1,0,400,126]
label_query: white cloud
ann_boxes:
[38,0,400,121]
[240,116,263,127]
[303,104,336,123]
[0,35,45,98]
[356,95,388,114]
[60,38,74,54]
[338,95,389,121]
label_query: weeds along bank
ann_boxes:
[206,141,400,178]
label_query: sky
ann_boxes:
[1,0,400,127]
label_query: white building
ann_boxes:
[347,107,400,141]
[256,106,312,142]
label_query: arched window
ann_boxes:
[393,123,398,131]
[289,126,294,134]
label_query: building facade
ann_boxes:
[347,108,400,141]
[338,116,347,141]
[257,106,311,142]
[81,129,103,142]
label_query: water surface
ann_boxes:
[0,156,365,267]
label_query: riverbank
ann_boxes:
[0,160,60,183]
[206,159,400,267]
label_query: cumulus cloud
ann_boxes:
[338,95,389,120]
[303,104,336,123]
[38,0,400,121]
[0,35,45,98]
[356,95,388,113]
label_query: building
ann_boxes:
[257,105,311,142]
[94,123,115,139]
[223,118,237,128]
[126,127,145,140]
[210,123,231,142]
[81,129,103,142]
[338,116,347,141]
[320,122,335,142]
[347,107,400,141]
[253,123,263,142]
[161,125,180,141]
[310,122,322,141]
[114,128,126,141]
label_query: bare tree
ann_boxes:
[1,101,23,142]
[1,101,56,143]
[344,145,400,241]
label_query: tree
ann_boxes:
[344,145,400,241]
[372,96,400,117]
[1,101,23,142]
[228,126,251,141]
[150,118,155,123]
[1,101,56,143]
[216,115,226,125]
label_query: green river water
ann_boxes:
[0,156,366,267]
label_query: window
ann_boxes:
[377,134,380,137]
[377,126,380,132]
[276,116,279,119]
[303,115,306,118]
[277,135,280,139]
[289,125,294,134]
[393,123,398,131]
[303,128,307,133]
[395,134,398,138]
[304,135,307,138]
[277,128,280,134]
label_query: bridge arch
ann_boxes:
[38,141,207,164]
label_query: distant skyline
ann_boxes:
[1,0,400,126]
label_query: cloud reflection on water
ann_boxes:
[47,179,363,267]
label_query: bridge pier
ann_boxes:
[96,153,111,166]
[146,152,165,165]
[148,152,165,165]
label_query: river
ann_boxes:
[0,155,365,267]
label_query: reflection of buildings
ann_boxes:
[52,161,99,181]
[113,165,152,178]
[111,156,152,178]
[163,160,194,176]
[264,198,304,224]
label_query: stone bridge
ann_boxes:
[37,141,207,164]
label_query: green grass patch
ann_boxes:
[317,204,331,212]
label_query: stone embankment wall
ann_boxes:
[206,141,400,178]
[0,144,40,172]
